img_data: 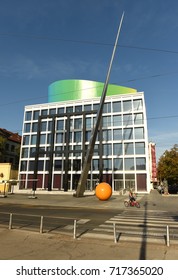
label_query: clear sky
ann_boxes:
[0,0,178,161]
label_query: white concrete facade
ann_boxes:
[19,91,150,193]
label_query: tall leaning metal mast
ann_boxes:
[74,12,125,197]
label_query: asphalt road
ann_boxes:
[1,191,178,238]
[1,190,178,260]
[0,203,121,235]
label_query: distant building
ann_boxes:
[19,79,151,193]
[0,128,21,169]
[148,142,157,187]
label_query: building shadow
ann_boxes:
[139,201,148,260]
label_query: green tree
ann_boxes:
[0,136,6,162]
[157,144,178,185]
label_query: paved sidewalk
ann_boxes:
[0,190,131,210]
[0,189,177,211]
[0,227,178,260]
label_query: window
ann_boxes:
[84,104,91,111]
[41,109,48,116]
[103,144,112,156]
[38,160,44,171]
[39,148,45,157]
[54,160,62,171]
[57,107,64,114]
[93,159,99,170]
[21,148,28,158]
[23,135,30,145]
[86,117,92,129]
[114,158,123,170]
[93,103,99,111]
[102,116,111,127]
[134,113,143,125]
[20,161,27,171]
[113,101,121,113]
[73,159,81,171]
[102,130,112,141]
[25,111,32,121]
[123,114,132,126]
[75,105,82,112]
[133,99,143,111]
[124,158,135,170]
[29,161,35,171]
[113,115,122,127]
[103,102,111,113]
[70,119,74,129]
[48,121,53,131]
[55,146,63,157]
[32,122,38,132]
[41,121,47,131]
[45,160,49,171]
[69,132,73,142]
[124,143,134,155]
[33,110,40,120]
[93,144,99,156]
[103,159,112,171]
[66,106,73,113]
[135,142,145,154]
[49,108,56,115]
[30,147,36,157]
[74,145,81,157]
[114,174,123,190]
[57,120,64,130]
[125,174,135,190]
[31,135,37,145]
[47,134,52,145]
[40,134,46,145]
[123,100,132,112]
[24,123,31,133]
[136,157,146,170]
[123,128,133,140]
[56,133,63,143]
[74,118,82,129]
[74,131,81,143]
[113,143,123,156]
[85,131,91,142]
[135,127,144,139]
[113,129,122,140]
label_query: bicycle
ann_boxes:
[124,199,140,208]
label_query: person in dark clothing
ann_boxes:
[129,190,136,203]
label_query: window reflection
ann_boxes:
[114,158,123,170]
[136,158,146,170]
[125,158,135,170]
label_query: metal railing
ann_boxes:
[0,211,77,238]
[0,211,178,246]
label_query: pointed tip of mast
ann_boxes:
[121,11,125,20]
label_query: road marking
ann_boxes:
[77,219,90,224]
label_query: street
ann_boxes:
[0,190,178,260]
[0,190,178,243]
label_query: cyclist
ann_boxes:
[129,189,136,203]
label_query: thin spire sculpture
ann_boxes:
[74,12,125,197]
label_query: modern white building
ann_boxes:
[19,79,151,193]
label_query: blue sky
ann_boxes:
[0,0,178,160]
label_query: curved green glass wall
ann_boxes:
[48,79,137,103]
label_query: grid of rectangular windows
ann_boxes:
[19,93,149,193]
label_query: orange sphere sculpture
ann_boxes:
[95,182,112,201]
